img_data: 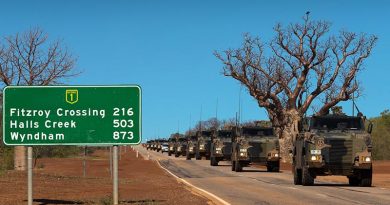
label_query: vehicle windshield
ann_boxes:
[218,131,232,138]
[242,127,274,137]
[190,136,197,141]
[311,116,363,130]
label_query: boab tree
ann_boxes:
[214,14,377,160]
[0,28,79,170]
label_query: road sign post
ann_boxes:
[2,85,141,204]
[113,145,119,205]
[27,146,33,205]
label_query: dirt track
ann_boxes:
[0,148,210,205]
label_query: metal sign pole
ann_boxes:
[109,146,113,178]
[113,145,119,205]
[27,146,33,205]
[83,146,87,177]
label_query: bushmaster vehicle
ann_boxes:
[231,126,280,172]
[174,136,187,157]
[195,130,212,160]
[210,130,232,166]
[292,113,373,186]
[186,134,198,160]
[167,137,176,156]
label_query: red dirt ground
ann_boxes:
[0,148,210,205]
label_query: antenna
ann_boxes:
[238,85,243,124]
[189,114,191,134]
[215,98,219,130]
[199,105,203,131]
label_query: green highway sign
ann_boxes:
[3,86,141,145]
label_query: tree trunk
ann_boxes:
[276,110,300,163]
[14,146,26,171]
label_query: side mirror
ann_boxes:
[367,122,373,134]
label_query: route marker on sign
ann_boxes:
[3,85,142,145]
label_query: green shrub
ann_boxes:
[371,110,390,160]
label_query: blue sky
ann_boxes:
[1,0,389,141]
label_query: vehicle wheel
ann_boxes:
[293,167,302,185]
[186,152,191,160]
[302,166,314,186]
[195,152,201,160]
[235,161,243,172]
[206,156,210,160]
[168,152,171,156]
[348,176,359,186]
[210,157,218,166]
[359,169,372,187]
[231,161,236,171]
[175,152,179,158]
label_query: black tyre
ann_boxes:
[195,152,201,160]
[293,167,302,185]
[231,160,236,171]
[235,161,243,172]
[348,176,359,186]
[186,152,191,160]
[359,169,372,187]
[210,156,218,166]
[175,152,179,158]
[302,166,314,186]
[168,152,172,156]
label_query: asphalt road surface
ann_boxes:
[135,146,390,205]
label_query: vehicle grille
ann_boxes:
[327,139,353,165]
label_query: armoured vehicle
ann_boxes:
[292,114,373,186]
[156,139,167,152]
[151,140,157,151]
[167,137,176,156]
[186,134,198,160]
[174,136,187,157]
[231,126,280,172]
[195,131,212,160]
[210,130,232,166]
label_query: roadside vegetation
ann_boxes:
[371,110,390,160]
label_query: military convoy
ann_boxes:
[292,113,373,186]
[210,130,232,166]
[144,107,374,187]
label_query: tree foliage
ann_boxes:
[371,110,390,160]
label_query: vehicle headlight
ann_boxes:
[310,155,321,161]
[363,156,371,162]
[273,153,279,158]
[189,147,193,151]
[177,147,181,151]
[240,152,245,156]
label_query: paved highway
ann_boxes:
[135,146,390,205]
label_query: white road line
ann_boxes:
[316,193,327,198]
[156,159,231,205]
[288,186,298,190]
